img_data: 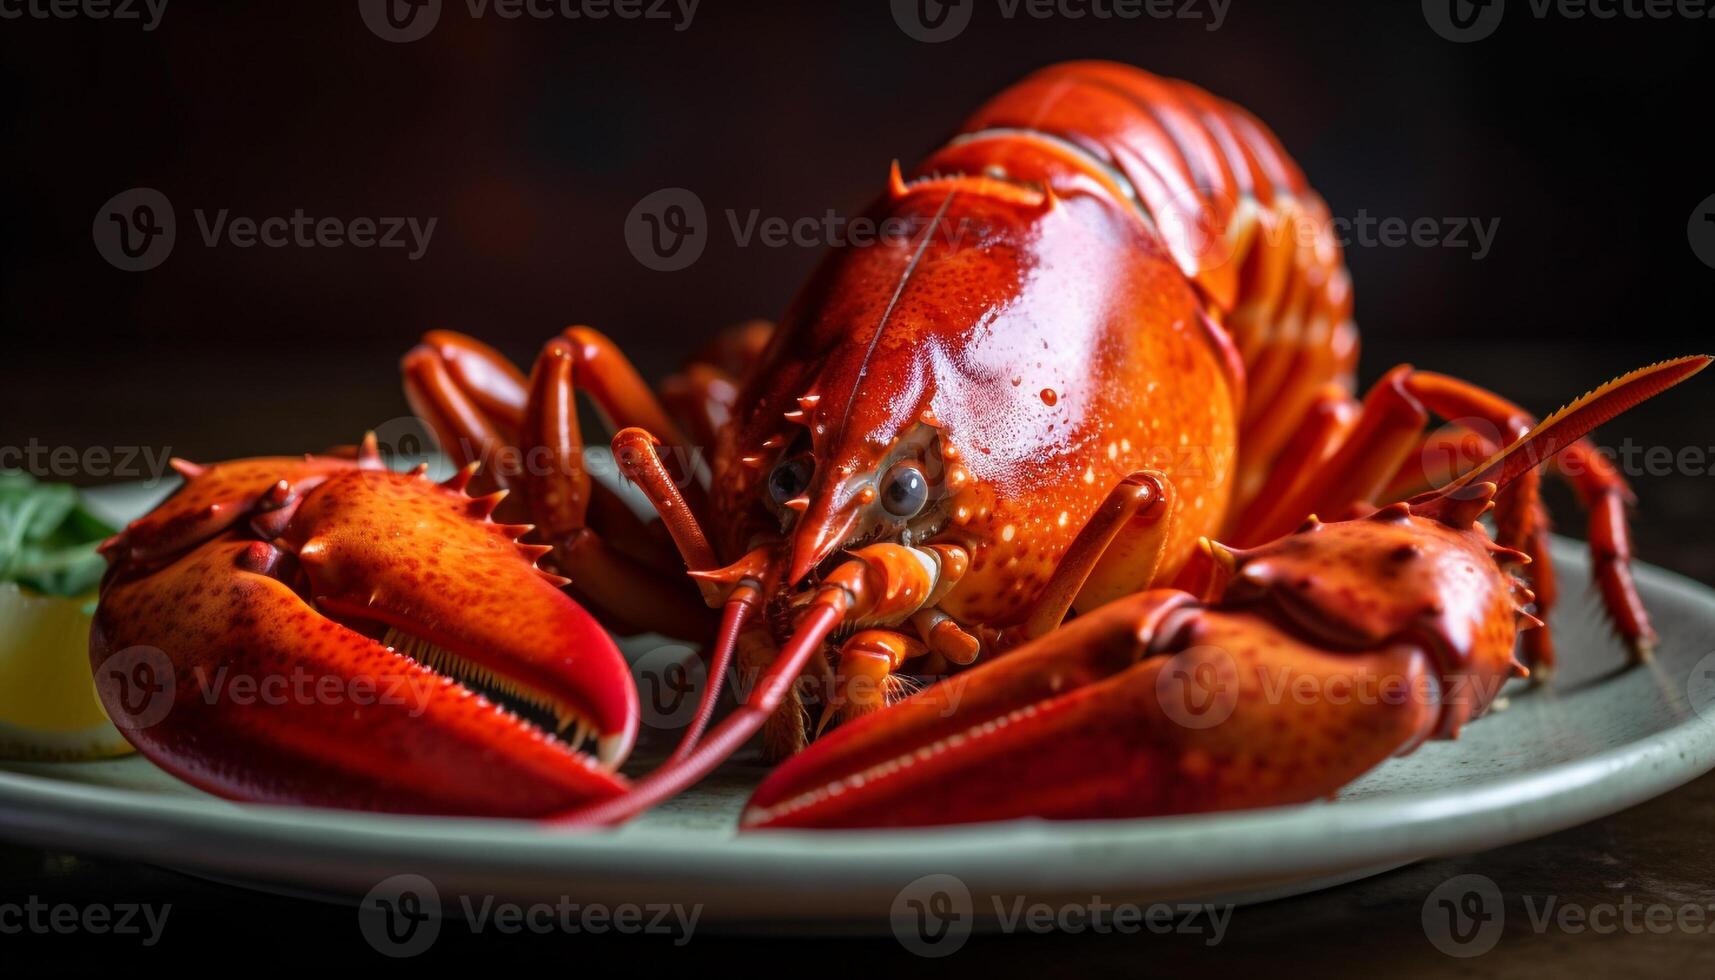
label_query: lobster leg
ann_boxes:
[657,363,738,456]
[404,332,685,567]
[1235,364,1429,546]
[405,328,714,637]
[401,331,526,498]
[1022,470,1175,635]
[1228,384,1357,539]
[519,339,714,637]
[611,427,718,573]
[817,543,974,737]
[819,630,927,734]
[681,317,774,379]
[603,322,777,576]
[658,319,774,450]
[402,332,660,559]
[514,327,715,556]
[552,540,965,825]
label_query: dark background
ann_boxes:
[2,0,1714,972]
[2,1,1711,454]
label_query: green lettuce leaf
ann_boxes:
[0,471,117,597]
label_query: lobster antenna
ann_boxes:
[666,585,756,764]
[1414,355,1710,521]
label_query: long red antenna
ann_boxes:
[1413,355,1710,522]
[667,585,755,764]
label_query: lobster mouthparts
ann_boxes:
[92,458,639,816]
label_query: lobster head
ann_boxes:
[708,157,1194,600]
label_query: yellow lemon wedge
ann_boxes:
[0,582,134,761]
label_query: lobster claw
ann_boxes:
[742,586,1447,830]
[91,462,639,816]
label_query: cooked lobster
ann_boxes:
[94,61,1706,826]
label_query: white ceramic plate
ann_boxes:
[2,481,1715,930]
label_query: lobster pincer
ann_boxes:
[90,439,638,816]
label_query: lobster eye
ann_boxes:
[880,462,929,519]
[768,455,813,505]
